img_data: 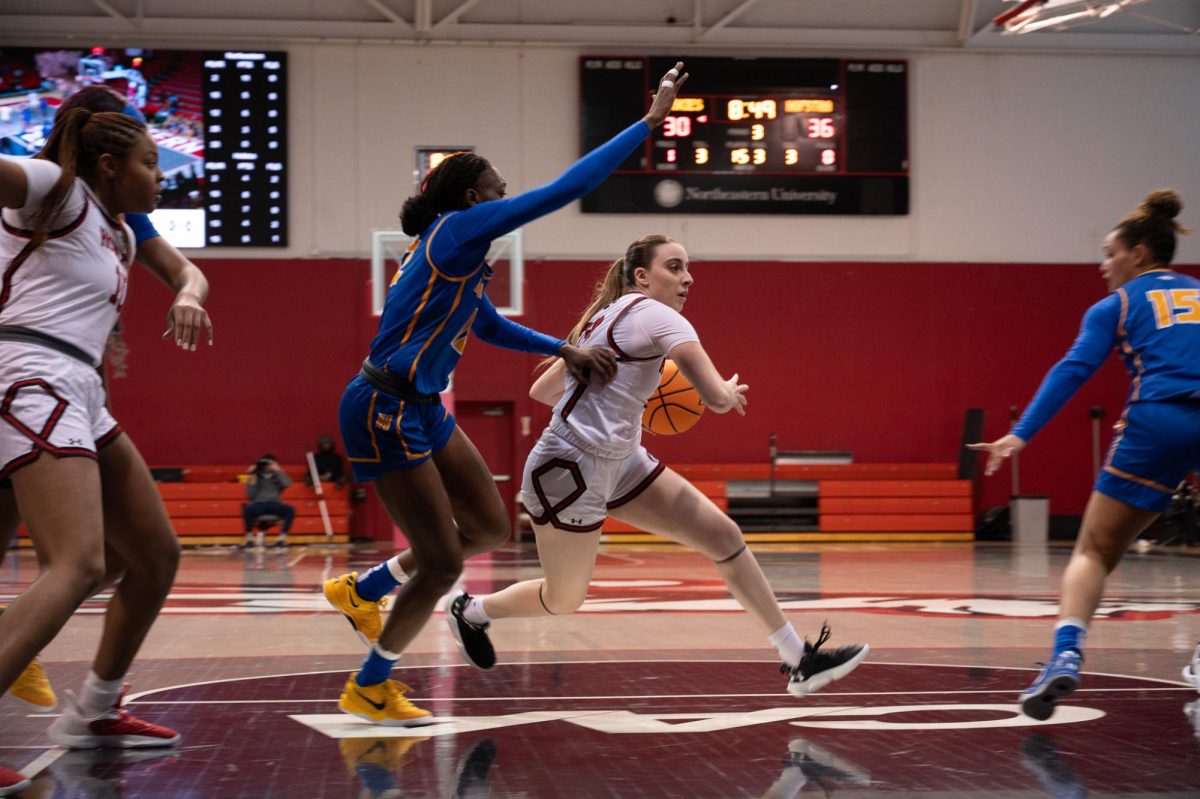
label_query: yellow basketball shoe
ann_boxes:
[323,572,387,646]
[338,735,429,776]
[338,674,434,727]
[9,656,57,712]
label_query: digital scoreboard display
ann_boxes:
[0,46,288,247]
[202,51,288,247]
[581,56,908,215]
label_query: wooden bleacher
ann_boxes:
[14,464,350,548]
[601,462,973,544]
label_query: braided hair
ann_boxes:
[1114,189,1190,267]
[399,152,492,236]
[29,108,146,252]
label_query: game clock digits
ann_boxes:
[581,56,908,215]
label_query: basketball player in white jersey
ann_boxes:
[0,109,200,792]
[445,234,869,696]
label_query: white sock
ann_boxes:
[761,767,808,799]
[386,556,409,581]
[78,671,124,717]
[769,622,806,668]
[463,596,491,626]
[1055,617,1088,650]
[373,642,402,661]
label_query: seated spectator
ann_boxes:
[242,454,295,548]
[307,435,348,489]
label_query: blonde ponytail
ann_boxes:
[535,233,675,373]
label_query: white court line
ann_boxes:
[124,657,1200,700]
[128,685,1197,705]
[15,747,65,779]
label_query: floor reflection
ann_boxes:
[1020,734,1087,799]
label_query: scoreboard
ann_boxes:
[202,51,288,246]
[581,56,908,215]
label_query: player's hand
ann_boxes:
[643,61,689,129]
[724,373,749,416]
[164,291,213,351]
[559,344,618,385]
[967,434,1026,477]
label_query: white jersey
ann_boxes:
[549,292,699,458]
[0,158,133,367]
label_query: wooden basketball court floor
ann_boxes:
[2,540,1199,797]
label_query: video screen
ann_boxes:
[0,46,287,247]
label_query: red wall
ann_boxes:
[109,257,1198,518]
[107,258,375,469]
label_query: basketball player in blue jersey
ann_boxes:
[324,63,690,726]
[970,190,1198,720]
[0,85,212,735]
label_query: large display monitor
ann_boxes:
[580,55,908,215]
[0,46,287,247]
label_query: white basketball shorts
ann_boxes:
[0,343,119,480]
[520,428,664,532]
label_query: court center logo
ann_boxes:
[294,703,1105,739]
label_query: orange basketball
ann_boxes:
[642,359,705,435]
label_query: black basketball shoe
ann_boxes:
[446,590,497,670]
[783,622,869,696]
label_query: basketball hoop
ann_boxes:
[369,229,524,318]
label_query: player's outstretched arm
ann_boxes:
[457,62,690,246]
[669,341,747,416]
[967,434,1026,477]
[135,236,214,351]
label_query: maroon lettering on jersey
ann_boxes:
[581,314,605,342]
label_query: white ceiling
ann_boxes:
[0,0,1197,54]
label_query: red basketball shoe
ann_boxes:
[47,686,180,749]
[0,767,31,797]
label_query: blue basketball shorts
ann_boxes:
[1096,399,1200,512]
[339,374,456,482]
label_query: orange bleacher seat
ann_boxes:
[817,480,970,498]
[818,497,972,514]
[157,481,341,500]
[179,464,311,483]
[819,514,974,532]
[669,463,959,481]
[162,498,350,518]
[152,467,351,542]
[172,517,349,535]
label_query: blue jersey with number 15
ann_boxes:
[1012,269,1200,442]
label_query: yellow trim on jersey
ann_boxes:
[1103,465,1175,494]
[347,390,384,463]
[394,215,455,351]
[399,270,439,348]
[407,279,468,382]
[1115,288,1147,403]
